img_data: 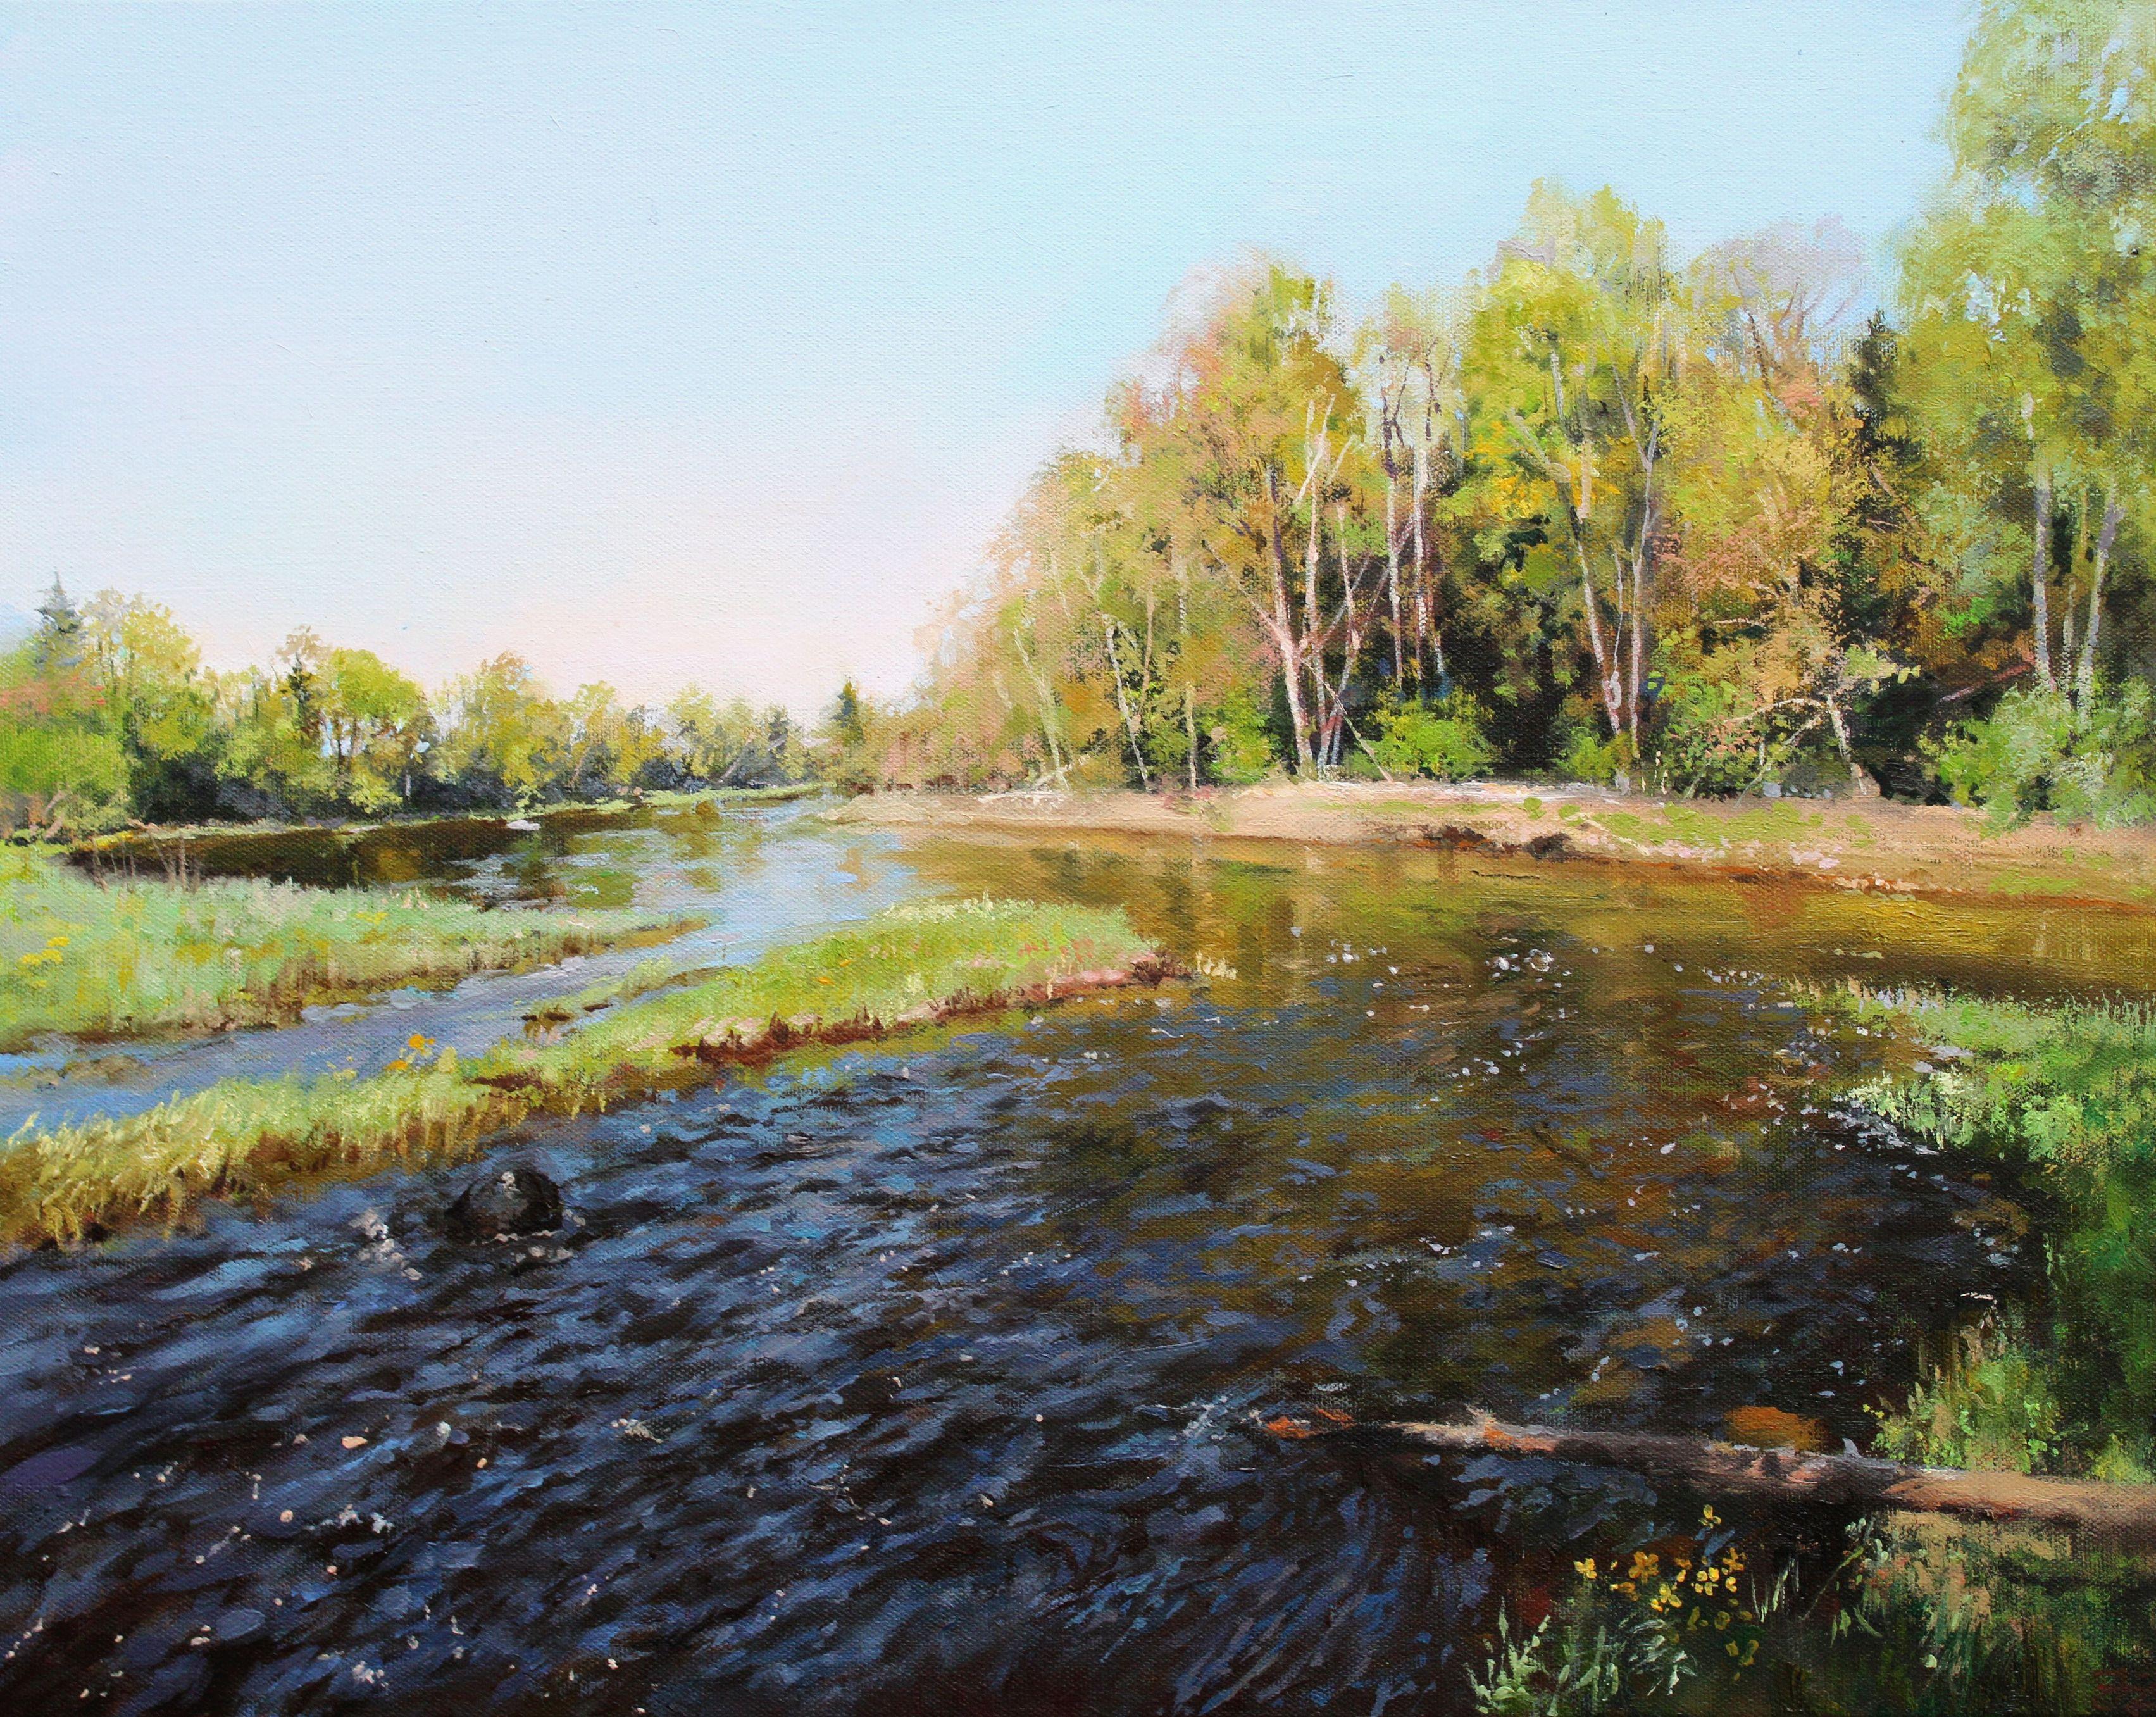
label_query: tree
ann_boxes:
[1652,222,1907,794]
[1899,0,2156,710]
[320,648,429,810]
[0,580,129,834]
[1465,183,1678,767]
[80,590,221,818]
[434,653,566,807]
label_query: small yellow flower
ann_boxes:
[1574,1559,1597,1581]
[1701,1506,1720,1527]
[387,1058,410,1072]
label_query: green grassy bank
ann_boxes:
[1843,987,2156,1477]
[0,849,693,1051]
[1463,992,2156,1716]
[0,897,1163,1247]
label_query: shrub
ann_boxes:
[1559,723,1631,789]
[1369,695,1495,782]
[1929,682,2156,828]
[1205,686,1280,785]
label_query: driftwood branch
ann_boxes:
[1262,1411,2156,1540]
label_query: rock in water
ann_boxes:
[448,1166,563,1240]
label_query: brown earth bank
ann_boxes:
[831,780,2156,912]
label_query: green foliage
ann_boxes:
[0,898,1158,1247]
[1204,689,1280,784]
[1472,1514,1777,1715]
[1841,1514,2156,1717]
[1558,723,1631,788]
[1929,682,2156,828]
[1867,1313,2067,1475]
[0,587,812,829]
[1645,671,1765,797]
[0,584,132,835]
[1369,694,1495,781]
[0,847,685,1051]
[1850,984,2156,1451]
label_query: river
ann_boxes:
[3,801,2152,1714]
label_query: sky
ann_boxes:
[0,1,1969,712]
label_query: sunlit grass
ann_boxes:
[1833,985,2156,1174]
[0,848,690,1050]
[1833,982,2156,1473]
[0,897,1162,1247]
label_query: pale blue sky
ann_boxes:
[0,1,1967,708]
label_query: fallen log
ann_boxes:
[1262,1410,2156,1540]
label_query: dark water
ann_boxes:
[4,827,2155,1713]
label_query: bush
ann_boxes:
[1929,682,2156,828]
[1205,686,1280,784]
[1369,695,1495,781]
[1558,723,1631,789]
[1647,673,1764,797]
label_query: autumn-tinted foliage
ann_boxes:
[820,0,2156,818]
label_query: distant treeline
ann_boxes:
[0,587,813,835]
[827,0,2156,826]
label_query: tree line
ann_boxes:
[828,0,2156,826]
[0,584,806,835]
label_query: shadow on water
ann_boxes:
[3,827,2155,1711]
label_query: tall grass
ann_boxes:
[0,897,1162,1247]
[1838,983,2156,1468]
[0,849,689,1050]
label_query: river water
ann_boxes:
[3,804,2153,1714]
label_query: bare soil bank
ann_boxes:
[832,780,2156,911]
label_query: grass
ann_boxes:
[0,897,1163,1247]
[1838,986,2156,1176]
[1833,983,2156,1471]
[0,848,693,1051]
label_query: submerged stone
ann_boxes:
[446,1165,563,1240]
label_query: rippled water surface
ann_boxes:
[6,815,2156,1713]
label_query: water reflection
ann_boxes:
[4,825,2155,1711]
[3,803,917,1135]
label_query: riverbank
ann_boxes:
[64,780,822,867]
[0,850,692,1052]
[1836,986,2156,1477]
[0,898,1164,1247]
[833,782,2156,911]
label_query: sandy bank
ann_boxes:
[832,781,2156,912]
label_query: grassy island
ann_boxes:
[0,897,1164,1247]
[0,849,692,1051]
